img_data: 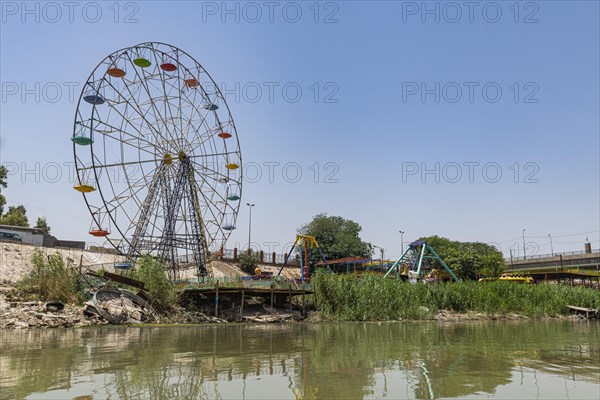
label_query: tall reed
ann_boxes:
[312,271,600,320]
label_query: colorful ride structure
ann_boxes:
[316,256,396,274]
[276,235,331,284]
[384,240,461,282]
[72,42,242,280]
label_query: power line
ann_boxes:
[526,230,599,239]
[494,230,599,244]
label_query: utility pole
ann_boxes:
[548,234,554,256]
[399,230,405,254]
[246,203,255,253]
[522,229,526,260]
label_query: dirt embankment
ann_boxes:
[0,241,124,285]
[0,241,301,284]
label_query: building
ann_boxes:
[0,224,85,249]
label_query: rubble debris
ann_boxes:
[0,300,107,329]
[89,287,158,325]
[45,300,65,312]
[242,313,302,323]
[242,306,303,323]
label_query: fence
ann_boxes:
[216,248,299,266]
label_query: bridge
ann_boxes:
[505,249,600,285]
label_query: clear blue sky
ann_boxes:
[1,1,598,259]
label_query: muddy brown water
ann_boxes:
[1,321,598,399]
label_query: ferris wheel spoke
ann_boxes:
[173,51,186,144]
[98,161,164,227]
[174,60,216,136]
[105,181,167,254]
[124,76,180,149]
[187,163,226,223]
[94,129,156,160]
[91,108,163,156]
[122,50,180,147]
[189,158,239,183]
[186,151,238,160]
[101,77,174,148]
[193,169,231,224]
[103,163,162,210]
[181,91,219,146]
[188,120,235,154]
[80,156,162,172]
[149,48,184,146]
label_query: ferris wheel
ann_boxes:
[72,42,242,279]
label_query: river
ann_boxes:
[1,321,598,399]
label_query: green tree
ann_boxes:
[0,165,7,215]
[0,205,29,227]
[0,166,30,225]
[0,165,7,189]
[417,236,505,280]
[34,217,51,234]
[418,235,456,259]
[479,252,505,278]
[299,214,372,262]
[445,251,481,281]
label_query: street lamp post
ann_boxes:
[548,234,554,256]
[522,229,526,260]
[246,203,255,252]
[373,245,384,268]
[399,230,405,254]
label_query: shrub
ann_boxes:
[238,250,259,274]
[130,255,176,311]
[17,250,81,303]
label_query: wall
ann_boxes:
[0,229,44,246]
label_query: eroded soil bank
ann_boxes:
[1,298,584,329]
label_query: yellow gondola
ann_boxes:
[74,184,95,193]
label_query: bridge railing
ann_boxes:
[506,248,599,262]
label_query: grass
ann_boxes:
[17,250,82,303]
[312,271,600,321]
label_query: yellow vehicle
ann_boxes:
[479,273,534,284]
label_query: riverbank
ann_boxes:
[1,276,598,329]
[0,297,588,329]
[2,248,598,328]
[0,298,307,329]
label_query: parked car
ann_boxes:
[0,231,23,242]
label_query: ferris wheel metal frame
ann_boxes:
[72,42,242,280]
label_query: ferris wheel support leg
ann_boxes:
[127,163,167,262]
[186,159,210,279]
